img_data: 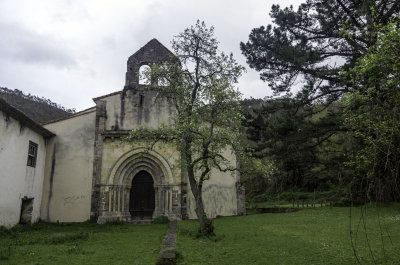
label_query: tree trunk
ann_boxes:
[183,141,214,235]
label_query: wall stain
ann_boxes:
[46,143,56,221]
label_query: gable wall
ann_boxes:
[98,88,175,132]
[41,109,96,222]
[0,110,47,227]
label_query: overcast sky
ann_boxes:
[0,0,303,111]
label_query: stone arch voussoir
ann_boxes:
[107,148,174,186]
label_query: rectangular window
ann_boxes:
[139,95,144,107]
[27,141,38,167]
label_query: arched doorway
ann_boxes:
[129,171,155,219]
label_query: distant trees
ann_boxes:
[240,1,400,203]
[241,97,354,201]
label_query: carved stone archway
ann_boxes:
[97,148,179,223]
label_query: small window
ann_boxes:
[139,95,144,107]
[27,141,38,167]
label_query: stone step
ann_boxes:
[129,219,153,224]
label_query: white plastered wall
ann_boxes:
[41,109,96,222]
[0,111,47,227]
[186,147,239,219]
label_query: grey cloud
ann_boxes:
[101,36,117,50]
[0,22,76,68]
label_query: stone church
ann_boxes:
[0,39,245,227]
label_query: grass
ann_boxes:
[0,206,399,265]
[176,204,400,265]
[0,221,167,265]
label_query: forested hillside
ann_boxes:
[241,98,356,204]
[0,87,74,124]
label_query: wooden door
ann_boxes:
[129,171,155,219]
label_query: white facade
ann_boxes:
[0,100,53,227]
[41,108,96,223]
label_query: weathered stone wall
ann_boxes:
[41,108,96,222]
[92,88,182,222]
[92,39,182,223]
[97,88,175,132]
[125,39,175,88]
[92,39,243,221]
[95,137,183,223]
[0,110,47,227]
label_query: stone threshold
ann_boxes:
[129,219,153,224]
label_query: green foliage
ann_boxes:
[343,22,400,202]
[251,190,342,204]
[241,98,354,201]
[240,2,400,204]
[239,154,278,198]
[153,216,170,224]
[241,1,399,102]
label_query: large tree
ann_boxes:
[126,21,244,234]
[240,0,400,103]
[344,22,400,202]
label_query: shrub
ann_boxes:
[153,216,170,224]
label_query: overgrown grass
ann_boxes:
[0,221,167,265]
[176,205,400,265]
[1,206,399,264]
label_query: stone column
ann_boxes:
[97,185,114,224]
[122,186,131,221]
[153,186,159,218]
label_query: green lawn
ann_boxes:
[1,206,399,265]
[0,222,167,265]
[176,205,400,265]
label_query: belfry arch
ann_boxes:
[97,148,179,223]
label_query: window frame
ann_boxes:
[27,141,38,168]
